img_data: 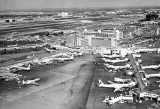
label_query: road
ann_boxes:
[128,54,145,91]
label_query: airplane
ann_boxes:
[134,48,157,54]
[98,79,136,92]
[44,47,55,53]
[0,73,21,81]
[141,65,160,70]
[103,96,122,105]
[26,54,35,59]
[7,43,18,47]
[101,54,123,58]
[104,58,129,63]
[155,80,160,83]
[50,45,70,50]
[21,78,40,86]
[10,64,31,72]
[145,73,160,78]
[40,59,53,65]
[132,54,141,58]
[52,55,74,62]
[71,52,83,56]
[113,77,132,83]
[104,63,131,70]
[125,70,134,76]
[103,94,133,105]
[137,59,142,63]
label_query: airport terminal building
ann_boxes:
[65,29,122,48]
[78,29,122,47]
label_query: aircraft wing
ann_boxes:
[113,67,119,70]
[152,68,160,71]
[108,80,116,84]
[114,87,123,92]
[31,82,39,86]
[34,78,40,81]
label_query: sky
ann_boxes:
[0,0,160,10]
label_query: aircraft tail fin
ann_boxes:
[27,64,31,69]
[125,63,130,68]
[45,47,48,51]
[114,88,118,92]
[70,54,74,60]
[98,79,104,86]
[114,77,121,82]
[144,73,149,78]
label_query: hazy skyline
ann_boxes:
[0,0,160,10]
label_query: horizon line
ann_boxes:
[1,6,160,11]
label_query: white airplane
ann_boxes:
[103,95,133,105]
[125,70,134,76]
[101,54,123,58]
[44,47,55,53]
[103,96,122,105]
[21,78,40,86]
[98,79,136,92]
[0,73,21,81]
[145,73,160,78]
[10,64,31,72]
[7,43,18,47]
[50,45,70,50]
[104,58,129,63]
[71,52,83,56]
[40,59,53,65]
[114,77,132,83]
[104,63,131,70]
[137,59,142,63]
[155,80,160,83]
[132,54,141,58]
[26,54,35,59]
[52,55,74,62]
[141,65,160,70]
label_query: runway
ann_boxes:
[0,20,85,35]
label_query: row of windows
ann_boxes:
[140,93,159,98]
[84,33,115,37]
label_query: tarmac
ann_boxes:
[0,54,96,109]
[86,55,154,109]
[1,53,158,109]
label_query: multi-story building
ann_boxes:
[82,29,123,40]
[65,29,120,48]
[65,34,82,47]
[65,34,76,47]
[77,35,117,48]
[135,26,160,36]
[58,12,69,18]
[80,37,90,47]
